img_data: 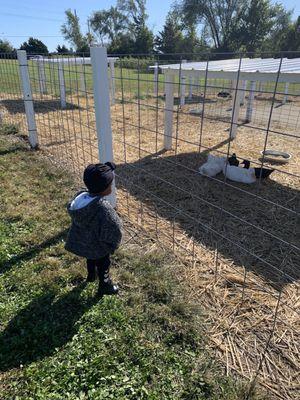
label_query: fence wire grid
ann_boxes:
[0,49,299,400]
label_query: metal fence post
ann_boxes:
[17,50,38,148]
[91,46,116,207]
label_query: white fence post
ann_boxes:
[80,60,86,94]
[257,81,263,96]
[180,59,187,106]
[109,58,116,105]
[230,79,242,139]
[240,80,247,105]
[282,82,289,104]
[38,59,46,94]
[164,72,174,150]
[188,76,193,100]
[17,50,38,148]
[246,81,256,122]
[58,60,66,109]
[91,46,116,207]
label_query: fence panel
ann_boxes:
[0,52,27,133]
[111,53,300,400]
[0,48,299,399]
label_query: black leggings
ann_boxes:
[86,255,111,272]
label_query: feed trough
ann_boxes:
[260,150,291,164]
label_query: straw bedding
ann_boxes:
[1,91,299,399]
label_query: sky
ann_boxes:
[0,0,299,52]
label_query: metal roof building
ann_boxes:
[157,57,300,146]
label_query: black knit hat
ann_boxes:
[83,162,116,194]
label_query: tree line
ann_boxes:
[1,0,299,57]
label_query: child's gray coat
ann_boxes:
[65,193,122,259]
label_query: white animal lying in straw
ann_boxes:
[198,154,226,177]
[223,164,256,184]
[199,154,256,184]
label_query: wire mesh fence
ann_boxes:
[0,53,27,132]
[0,49,299,399]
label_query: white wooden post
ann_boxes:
[17,50,38,148]
[180,59,186,106]
[58,60,66,109]
[188,76,193,100]
[230,79,242,139]
[91,47,116,207]
[164,72,175,150]
[80,61,86,94]
[246,81,256,122]
[153,62,158,95]
[231,79,237,109]
[109,59,116,105]
[240,80,247,105]
[194,76,198,95]
[282,82,289,104]
[37,59,46,94]
[257,81,263,97]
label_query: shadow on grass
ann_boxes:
[0,282,97,371]
[174,95,218,105]
[1,99,82,115]
[0,229,68,274]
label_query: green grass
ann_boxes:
[0,58,297,101]
[0,127,265,399]
[0,59,166,97]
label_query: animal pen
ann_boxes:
[0,47,299,399]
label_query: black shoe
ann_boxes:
[86,271,96,282]
[86,262,96,282]
[97,279,119,296]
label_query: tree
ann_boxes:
[236,0,292,53]
[108,33,135,54]
[133,25,154,53]
[117,0,147,25]
[20,37,48,54]
[61,9,92,54]
[118,0,153,53]
[180,25,209,55]
[89,7,127,45]
[90,0,154,53]
[266,15,300,55]
[178,0,293,53]
[0,39,15,53]
[155,11,184,55]
[179,0,244,51]
[56,44,70,54]
[283,16,300,53]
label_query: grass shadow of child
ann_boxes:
[0,282,97,372]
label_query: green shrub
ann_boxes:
[117,57,156,73]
